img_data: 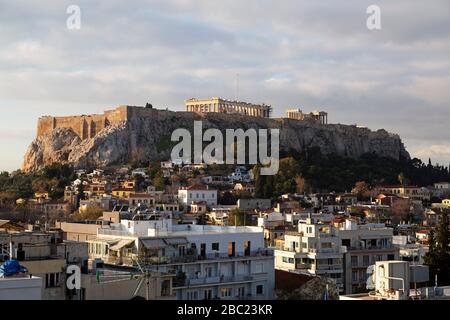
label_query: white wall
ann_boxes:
[0,276,42,300]
[184,231,264,256]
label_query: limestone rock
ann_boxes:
[22,111,410,172]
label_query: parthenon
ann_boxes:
[186,97,272,118]
[286,108,328,125]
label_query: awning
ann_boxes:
[90,238,119,245]
[109,239,135,251]
[164,237,188,245]
[140,239,166,249]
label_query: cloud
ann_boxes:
[412,144,450,165]
[0,0,449,170]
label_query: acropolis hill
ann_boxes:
[23,103,410,172]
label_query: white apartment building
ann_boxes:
[88,219,275,300]
[274,218,345,292]
[178,185,218,207]
[0,276,43,300]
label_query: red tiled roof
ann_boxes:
[191,201,207,205]
[129,193,153,198]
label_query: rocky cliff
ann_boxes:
[22,110,410,172]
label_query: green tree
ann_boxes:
[153,170,165,191]
[424,211,450,285]
[75,206,104,221]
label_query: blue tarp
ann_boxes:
[0,259,28,277]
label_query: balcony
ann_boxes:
[313,265,343,271]
[175,275,255,288]
[347,245,394,251]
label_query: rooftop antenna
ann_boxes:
[95,257,154,300]
[236,73,239,101]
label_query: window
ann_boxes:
[187,291,198,300]
[244,241,251,256]
[282,257,294,264]
[204,289,213,300]
[205,267,213,277]
[255,263,264,273]
[256,285,264,295]
[363,255,370,266]
[351,256,358,267]
[322,242,332,249]
[359,270,367,282]
[221,288,232,298]
[342,239,351,247]
[388,254,395,261]
[237,287,245,297]
[352,271,358,282]
[161,280,171,296]
[212,243,219,251]
[228,241,235,257]
[45,273,60,288]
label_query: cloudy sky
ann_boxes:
[0,0,449,172]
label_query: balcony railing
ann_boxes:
[102,249,272,267]
[178,275,254,287]
[347,245,394,251]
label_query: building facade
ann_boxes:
[285,108,328,125]
[87,219,275,300]
[178,185,218,207]
[274,218,345,292]
[186,97,271,118]
[337,220,399,294]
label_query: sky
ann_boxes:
[0,0,449,172]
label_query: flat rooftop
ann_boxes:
[170,224,262,236]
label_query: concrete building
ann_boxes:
[0,275,43,300]
[186,97,272,118]
[285,108,328,125]
[339,261,440,300]
[237,198,272,211]
[434,182,450,191]
[190,201,207,214]
[69,267,175,300]
[178,185,218,207]
[56,220,111,242]
[336,219,399,294]
[274,218,345,292]
[88,219,275,300]
[128,193,155,208]
[0,230,87,300]
[377,185,431,202]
